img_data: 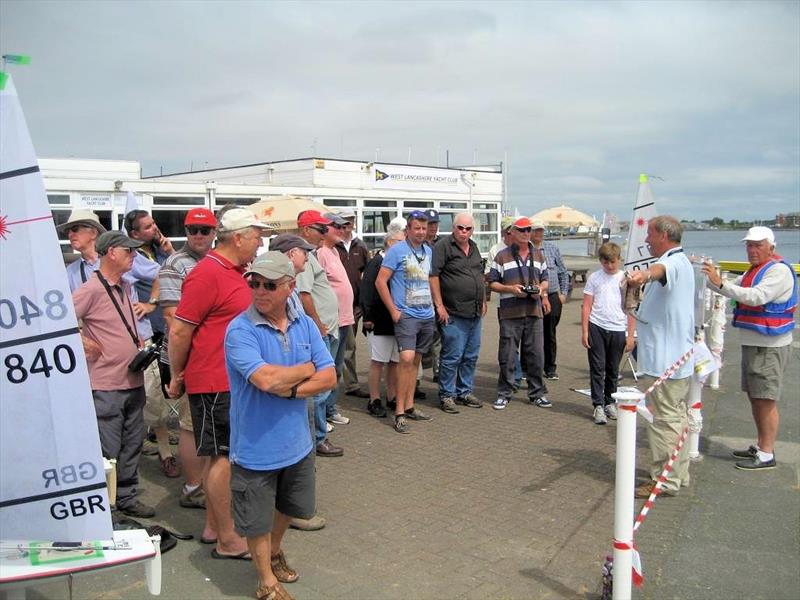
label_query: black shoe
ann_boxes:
[346,388,370,399]
[544,372,559,380]
[121,500,156,519]
[735,455,776,471]
[367,399,387,418]
[386,397,397,411]
[316,439,344,457]
[455,394,483,408]
[731,445,758,459]
[413,386,427,400]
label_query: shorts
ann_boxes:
[143,362,193,431]
[367,332,400,363]
[394,314,435,354]
[230,452,316,538]
[741,345,790,401]
[188,392,231,456]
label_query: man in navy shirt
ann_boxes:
[225,252,336,600]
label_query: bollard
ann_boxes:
[707,291,726,390]
[687,376,703,461]
[611,390,644,600]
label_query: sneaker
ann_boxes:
[325,421,334,433]
[289,515,326,531]
[605,404,618,420]
[405,407,432,421]
[345,387,370,398]
[531,397,552,408]
[394,415,411,434]
[544,372,559,380]
[735,455,776,471]
[121,500,156,518]
[456,394,483,408]
[732,445,758,459]
[367,399,387,418]
[179,486,206,509]
[160,456,181,478]
[328,413,350,425]
[439,397,460,414]
[492,397,509,410]
[315,439,344,457]
[593,406,608,425]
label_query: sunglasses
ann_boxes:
[66,224,90,233]
[514,227,532,233]
[187,226,214,235]
[456,225,474,232]
[331,224,345,230]
[310,225,329,234]
[248,279,285,291]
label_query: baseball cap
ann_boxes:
[512,217,533,229]
[184,208,217,228]
[57,209,107,234]
[530,219,546,231]
[500,216,515,232]
[297,210,333,228]
[96,231,143,255]
[218,208,272,233]
[269,233,316,254]
[407,210,429,221]
[423,209,440,223]
[323,212,348,227]
[244,251,296,280]
[336,208,356,220]
[741,226,776,245]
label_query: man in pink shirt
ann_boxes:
[317,212,355,426]
[73,231,155,519]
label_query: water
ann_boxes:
[554,229,800,263]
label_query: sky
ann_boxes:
[1,0,799,221]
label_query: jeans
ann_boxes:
[438,315,482,399]
[313,332,340,444]
[542,292,563,376]
[497,316,547,400]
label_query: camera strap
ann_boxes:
[96,271,141,349]
[512,243,539,287]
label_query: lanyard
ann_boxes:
[512,243,539,287]
[96,271,141,349]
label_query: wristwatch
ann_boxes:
[148,297,160,306]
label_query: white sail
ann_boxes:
[623,173,659,271]
[0,74,113,541]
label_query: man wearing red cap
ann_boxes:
[158,208,217,513]
[488,217,552,410]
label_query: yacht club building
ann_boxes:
[42,157,504,254]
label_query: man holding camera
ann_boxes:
[488,217,552,410]
[72,231,155,518]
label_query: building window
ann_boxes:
[403,201,433,209]
[364,200,397,208]
[152,196,206,206]
[323,198,357,207]
[216,197,259,206]
[440,201,467,209]
[48,194,70,205]
[152,210,191,239]
[362,209,398,235]
[474,212,498,233]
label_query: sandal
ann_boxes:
[256,581,294,600]
[270,550,299,583]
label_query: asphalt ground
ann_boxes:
[16,283,800,600]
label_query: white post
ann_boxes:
[145,534,162,595]
[611,390,643,600]
[707,290,726,390]
[687,375,703,460]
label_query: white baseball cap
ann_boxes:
[218,208,273,233]
[741,226,775,245]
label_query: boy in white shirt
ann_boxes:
[581,243,636,424]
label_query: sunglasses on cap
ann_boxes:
[186,226,214,236]
[248,279,286,291]
[456,225,474,232]
[514,227,532,233]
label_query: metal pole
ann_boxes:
[611,390,642,600]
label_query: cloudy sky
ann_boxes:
[2,0,798,220]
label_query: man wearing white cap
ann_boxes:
[703,226,797,471]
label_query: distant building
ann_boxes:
[776,212,800,228]
[40,157,504,254]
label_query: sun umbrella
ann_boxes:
[245,195,331,232]
[530,205,599,228]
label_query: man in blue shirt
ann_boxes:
[225,252,336,599]
[376,211,436,434]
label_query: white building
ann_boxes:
[41,157,504,254]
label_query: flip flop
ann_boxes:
[200,537,217,545]
[211,549,251,561]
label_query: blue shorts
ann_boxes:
[394,314,435,354]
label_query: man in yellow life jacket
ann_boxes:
[703,226,797,471]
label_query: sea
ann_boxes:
[553,229,800,263]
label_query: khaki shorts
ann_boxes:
[741,345,791,401]
[142,361,193,431]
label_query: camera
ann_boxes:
[522,285,540,296]
[128,343,159,372]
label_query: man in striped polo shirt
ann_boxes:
[488,217,552,410]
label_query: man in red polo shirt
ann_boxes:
[168,207,270,559]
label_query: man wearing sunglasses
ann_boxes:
[430,213,487,414]
[488,217,552,411]
[295,210,344,458]
[226,252,336,600]
[168,208,271,560]
[157,208,217,514]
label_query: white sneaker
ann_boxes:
[492,397,509,410]
[325,421,334,433]
[605,404,618,420]
[329,413,350,425]
[593,406,608,425]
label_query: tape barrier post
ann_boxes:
[611,390,643,600]
[687,375,703,460]
[707,290,726,390]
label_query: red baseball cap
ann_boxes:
[297,210,333,228]
[184,208,217,227]
[512,217,533,229]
